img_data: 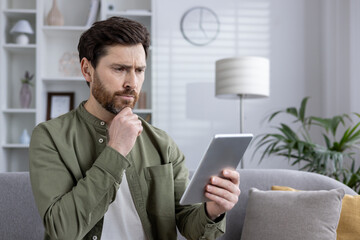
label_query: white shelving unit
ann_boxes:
[0,0,154,172]
[0,0,37,171]
[103,0,153,118]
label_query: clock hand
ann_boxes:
[199,9,209,38]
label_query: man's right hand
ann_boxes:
[107,107,143,156]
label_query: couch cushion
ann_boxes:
[191,169,356,240]
[0,172,44,240]
[272,185,360,240]
[240,188,345,240]
[337,194,360,240]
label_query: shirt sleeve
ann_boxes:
[29,124,130,240]
[170,137,226,240]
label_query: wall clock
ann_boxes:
[180,6,220,46]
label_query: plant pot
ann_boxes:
[20,83,32,108]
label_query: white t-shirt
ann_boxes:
[101,172,147,240]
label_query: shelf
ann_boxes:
[42,25,89,31]
[42,26,88,35]
[106,10,152,17]
[0,0,154,172]
[3,44,36,53]
[3,108,36,113]
[133,109,152,114]
[106,11,152,25]
[2,144,29,149]
[3,9,36,18]
[43,77,84,82]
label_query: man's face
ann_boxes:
[90,44,146,114]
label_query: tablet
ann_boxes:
[179,133,253,205]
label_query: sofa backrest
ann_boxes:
[0,172,44,240]
[219,169,357,240]
[1,170,356,240]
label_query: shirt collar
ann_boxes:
[77,101,108,131]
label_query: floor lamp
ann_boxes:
[215,57,270,168]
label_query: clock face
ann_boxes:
[180,7,220,46]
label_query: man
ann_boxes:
[29,17,240,240]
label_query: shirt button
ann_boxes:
[92,236,97,240]
[98,138,104,144]
[100,121,105,126]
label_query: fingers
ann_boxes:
[107,107,143,156]
[112,115,142,137]
[137,121,143,136]
[209,169,240,193]
[204,192,236,213]
[223,169,240,186]
[204,170,241,213]
[206,176,240,202]
[113,107,143,133]
[205,184,239,208]
[117,107,134,116]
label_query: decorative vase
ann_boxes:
[20,83,32,108]
[20,129,30,144]
[46,0,64,26]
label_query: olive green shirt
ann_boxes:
[29,102,226,240]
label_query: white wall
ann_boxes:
[253,0,307,169]
[350,0,360,114]
[305,0,359,117]
[153,0,360,171]
[153,0,307,170]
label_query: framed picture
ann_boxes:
[46,92,74,120]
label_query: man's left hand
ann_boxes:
[205,169,241,221]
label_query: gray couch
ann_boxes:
[0,170,357,240]
[219,169,357,240]
[0,172,44,240]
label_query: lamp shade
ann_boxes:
[10,20,34,34]
[215,57,270,99]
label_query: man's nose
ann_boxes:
[124,70,137,89]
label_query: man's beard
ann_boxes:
[91,72,139,114]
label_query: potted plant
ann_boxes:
[254,97,360,193]
[20,71,34,108]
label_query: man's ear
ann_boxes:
[80,57,93,84]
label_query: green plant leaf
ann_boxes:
[338,122,360,151]
[323,134,331,149]
[309,117,332,133]
[353,112,360,119]
[268,110,282,122]
[253,97,360,193]
[278,124,299,141]
[329,115,345,136]
[299,97,309,123]
[285,107,298,119]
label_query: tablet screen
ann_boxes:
[180,133,253,205]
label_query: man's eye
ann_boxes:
[136,69,145,73]
[116,68,125,71]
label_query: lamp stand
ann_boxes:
[15,34,29,45]
[239,94,245,168]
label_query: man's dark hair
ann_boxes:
[78,16,150,85]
